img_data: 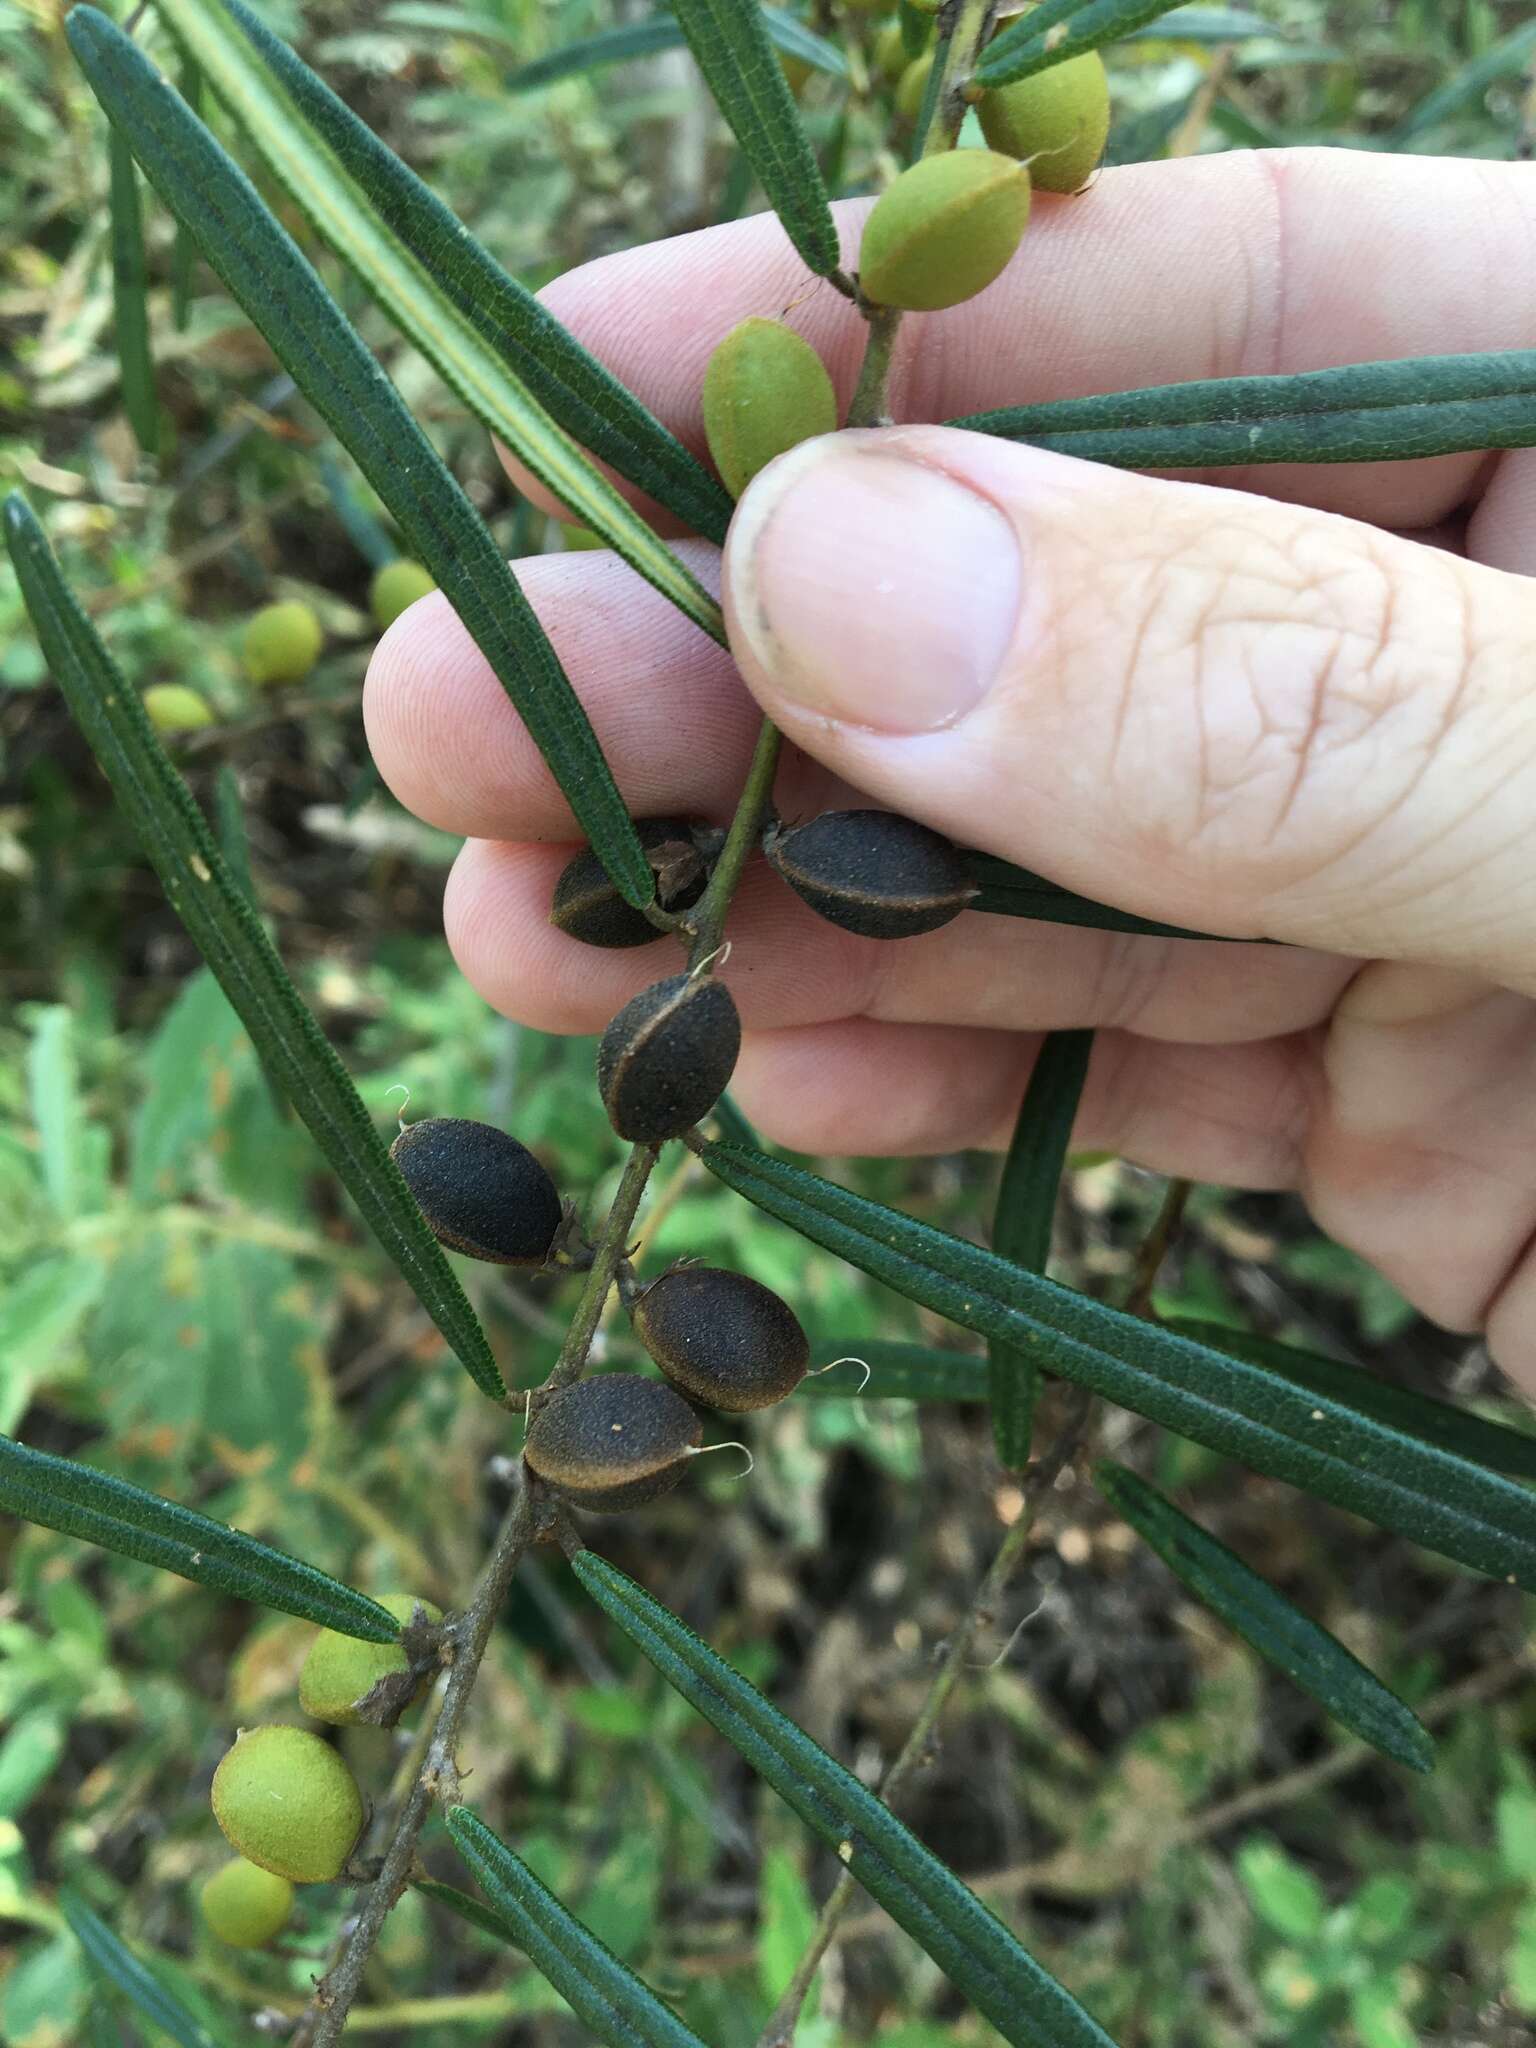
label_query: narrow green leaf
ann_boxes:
[695,1140,1536,1589]
[760,8,850,83]
[61,1892,220,2048]
[669,0,842,278]
[950,350,1536,473]
[1122,5,1275,38]
[316,449,397,572]
[708,1090,761,1150]
[171,58,203,330]
[414,1877,526,1946]
[446,1809,710,2048]
[5,492,503,1399]
[990,1030,1093,1466]
[906,22,949,162]
[506,18,685,91]
[899,0,932,59]
[1164,1318,1536,1484]
[212,764,255,911]
[65,9,650,910]
[1391,19,1536,144]
[799,1339,989,1402]
[227,0,731,547]
[1095,1462,1434,1772]
[382,2,528,50]
[978,1,1196,87]
[964,851,1254,942]
[155,0,725,638]
[108,124,158,457]
[0,1434,399,1641]
[573,1552,1116,2048]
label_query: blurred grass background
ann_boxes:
[3,2,1536,2042]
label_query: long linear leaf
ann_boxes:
[171,57,203,329]
[227,0,731,547]
[990,1030,1093,1466]
[1094,1462,1433,1772]
[446,1809,709,2048]
[573,1552,1116,2048]
[799,1339,989,1402]
[950,350,1536,472]
[5,494,503,1399]
[414,1876,527,1947]
[61,1892,224,2048]
[507,17,684,87]
[1165,1318,1536,1484]
[669,0,842,278]
[0,1434,399,1642]
[964,852,1252,942]
[154,0,725,639]
[978,0,1196,87]
[108,125,158,457]
[695,1140,1536,1589]
[1121,5,1275,38]
[1391,20,1536,145]
[65,8,652,911]
[760,8,850,83]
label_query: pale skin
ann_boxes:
[364,149,1536,1397]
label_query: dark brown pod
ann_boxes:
[524,1374,702,1510]
[551,819,709,950]
[764,810,974,940]
[633,1266,809,1412]
[596,975,741,1144]
[390,1117,562,1265]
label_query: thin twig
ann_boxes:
[1124,1176,1191,1318]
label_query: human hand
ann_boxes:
[365,148,1536,1394]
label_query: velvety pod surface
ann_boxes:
[858,150,1031,312]
[551,818,708,949]
[766,810,974,938]
[390,1117,562,1264]
[702,318,838,499]
[199,1858,294,1947]
[597,975,741,1143]
[211,1726,364,1883]
[634,1266,810,1411]
[299,1592,442,1726]
[524,1374,702,1511]
[241,600,323,687]
[978,52,1110,195]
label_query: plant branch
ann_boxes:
[685,716,782,966]
[1124,1176,1191,1318]
[923,0,1000,159]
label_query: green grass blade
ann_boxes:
[154,0,725,637]
[227,0,731,546]
[4,492,504,1399]
[572,1552,1117,2048]
[670,0,842,278]
[506,17,685,90]
[978,0,1196,87]
[445,1810,710,2048]
[170,57,203,330]
[1095,1462,1434,1772]
[0,1434,400,1641]
[951,350,1536,472]
[964,852,1256,942]
[108,124,158,457]
[799,1340,989,1402]
[65,7,652,911]
[990,1030,1093,1466]
[695,1140,1536,1589]
[61,1892,222,2048]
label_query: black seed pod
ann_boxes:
[597,975,740,1143]
[551,819,710,950]
[633,1266,809,1412]
[764,810,975,940]
[524,1374,702,1510]
[390,1117,562,1265]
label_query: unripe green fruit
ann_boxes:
[299,1593,442,1726]
[551,819,708,950]
[765,810,974,939]
[859,150,1031,312]
[561,523,604,551]
[143,684,214,734]
[211,1726,364,1883]
[524,1374,702,1511]
[391,1116,563,1265]
[702,319,838,501]
[596,974,741,1144]
[370,559,435,631]
[978,51,1110,195]
[874,20,908,80]
[199,1858,295,1948]
[894,51,933,122]
[241,600,323,687]
[634,1267,809,1412]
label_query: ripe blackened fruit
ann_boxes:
[597,975,740,1143]
[524,1374,702,1510]
[634,1267,809,1412]
[551,819,709,950]
[391,1117,562,1265]
[765,810,974,939]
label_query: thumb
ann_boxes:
[722,426,1536,986]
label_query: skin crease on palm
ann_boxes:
[363,148,1536,1399]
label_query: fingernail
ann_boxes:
[726,434,1022,734]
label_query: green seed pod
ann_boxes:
[143,684,215,734]
[199,1858,295,1948]
[633,1266,809,1412]
[299,1593,443,1727]
[524,1374,702,1511]
[551,819,708,950]
[390,1117,563,1266]
[874,20,908,81]
[597,975,741,1143]
[211,1726,364,1883]
[370,559,435,631]
[978,51,1110,195]
[240,600,323,687]
[765,810,974,939]
[894,50,933,122]
[859,150,1031,312]
[702,318,838,501]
